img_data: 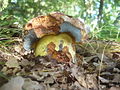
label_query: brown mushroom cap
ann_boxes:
[24,15,63,38]
[24,12,87,40]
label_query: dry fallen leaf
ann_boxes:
[47,42,72,62]
[0,76,24,90]
[5,57,19,68]
[44,76,54,84]
[23,78,45,90]
[109,87,120,90]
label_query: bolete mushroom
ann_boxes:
[23,12,90,63]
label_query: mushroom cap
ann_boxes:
[24,12,88,41]
[24,15,62,38]
[23,12,89,51]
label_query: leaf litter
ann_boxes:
[0,39,120,90]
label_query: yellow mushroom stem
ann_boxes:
[34,33,76,62]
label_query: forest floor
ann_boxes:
[0,37,120,90]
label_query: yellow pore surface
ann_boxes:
[35,33,75,59]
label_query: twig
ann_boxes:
[98,41,111,90]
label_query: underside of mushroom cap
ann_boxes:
[34,33,76,62]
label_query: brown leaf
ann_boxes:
[23,78,46,90]
[44,77,54,84]
[0,76,24,90]
[47,42,71,62]
[5,57,19,68]
[109,87,120,90]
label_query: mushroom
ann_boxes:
[23,12,89,62]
